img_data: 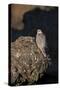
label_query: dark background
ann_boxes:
[10,6,58,84]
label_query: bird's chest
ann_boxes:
[36,35,46,47]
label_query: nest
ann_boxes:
[10,36,48,85]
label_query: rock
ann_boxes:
[10,4,55,30]
[10,36,48,85]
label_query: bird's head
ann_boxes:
[37,29,43,35]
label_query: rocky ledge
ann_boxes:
[10,36,48,85]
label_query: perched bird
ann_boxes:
[36,29,48,57]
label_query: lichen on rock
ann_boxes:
[11,36,48,85]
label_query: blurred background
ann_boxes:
[9,4,58,84]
